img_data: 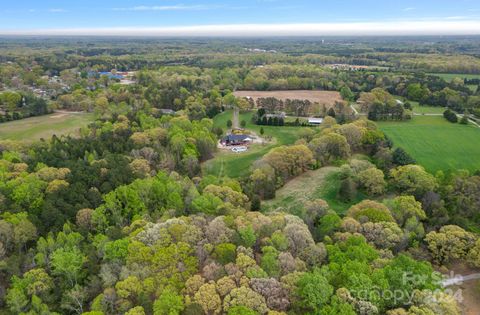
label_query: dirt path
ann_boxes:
[444,262,480,315]
[233,107,240,129]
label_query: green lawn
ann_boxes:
[0,112,94,142]
[428,73,480,82]
[378,116,480,173]
[203,110,308,178]
[411,104,446,115]
[394,96,446,115]
[262,167,367,215]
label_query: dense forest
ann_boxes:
[0,37,480,315]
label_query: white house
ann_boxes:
[308,118,324,125]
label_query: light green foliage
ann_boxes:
[260,246,280,277]
[390,165,437,198]
[425,225,477,264]
[194,282,222,314]
[228,306,259,315]
[357,167,386,196]
[6,268,54,314]
[50,247,86,287]
[92,172,186,229]
[153,289,184,315]
[238,225,256,248]
[103,238,130,262]
[126,240,198,292]
[383,255,439,308]
[214,243,237,264]
[296,269,334,312]
[223,286,268,314]
[347,200,395,223]
[191,194,223,215]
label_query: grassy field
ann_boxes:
[411,103,446,115]
[393,96,446,115]
[0,112,94,142]
[202,110,307,178]
[428,73,480,81]
[378,116,480,173]
[262,167,367,215]
[428,73,479,93]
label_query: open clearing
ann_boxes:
[202,110,307,178]
[378,116,480,173]
[262,167,367,215]
[428,73,480,81]
[0,112,94,142]
[233,90,342,106]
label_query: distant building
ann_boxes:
[159,109,176,115]
[308,118,324,125]
[221,134,253,146]
[265,112,286,119]
[98,72,124,80]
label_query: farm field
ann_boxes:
[262,166,367,215]
[233,90,342,106]
[378,116,480,173]
[202,110,307,178]
[0,112,94,142]
[428,73,480,81]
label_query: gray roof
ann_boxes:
[223,134,250,142]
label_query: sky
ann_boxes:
[1,0,480,36]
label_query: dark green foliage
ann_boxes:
[392,147,416,166]
[338,177,357,202]
[443,109,458,123]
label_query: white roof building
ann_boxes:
[308,118,324,125]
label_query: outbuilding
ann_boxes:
[308,118,324,125]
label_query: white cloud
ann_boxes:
[2,20,480,36]
[48,8,67,13]
[113,5,216,11]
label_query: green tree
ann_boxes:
[153,289,184,315]
[296,269,333,312]
[50,247,86,287]
[392,147,416,166]
[227,306,258,315]
[391,165,437,198]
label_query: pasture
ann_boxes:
[0,112,94,142]
[202,110,307,178]
[378,116,480,173]
[262,166,367,215]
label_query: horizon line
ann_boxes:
[2,21,480,36]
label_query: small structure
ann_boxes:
[231,146,248,153]
[308,118,324,125]
[396,99,404,105]
[221,134,252,146]
[159,109,176,115]
[265,112,286,119]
